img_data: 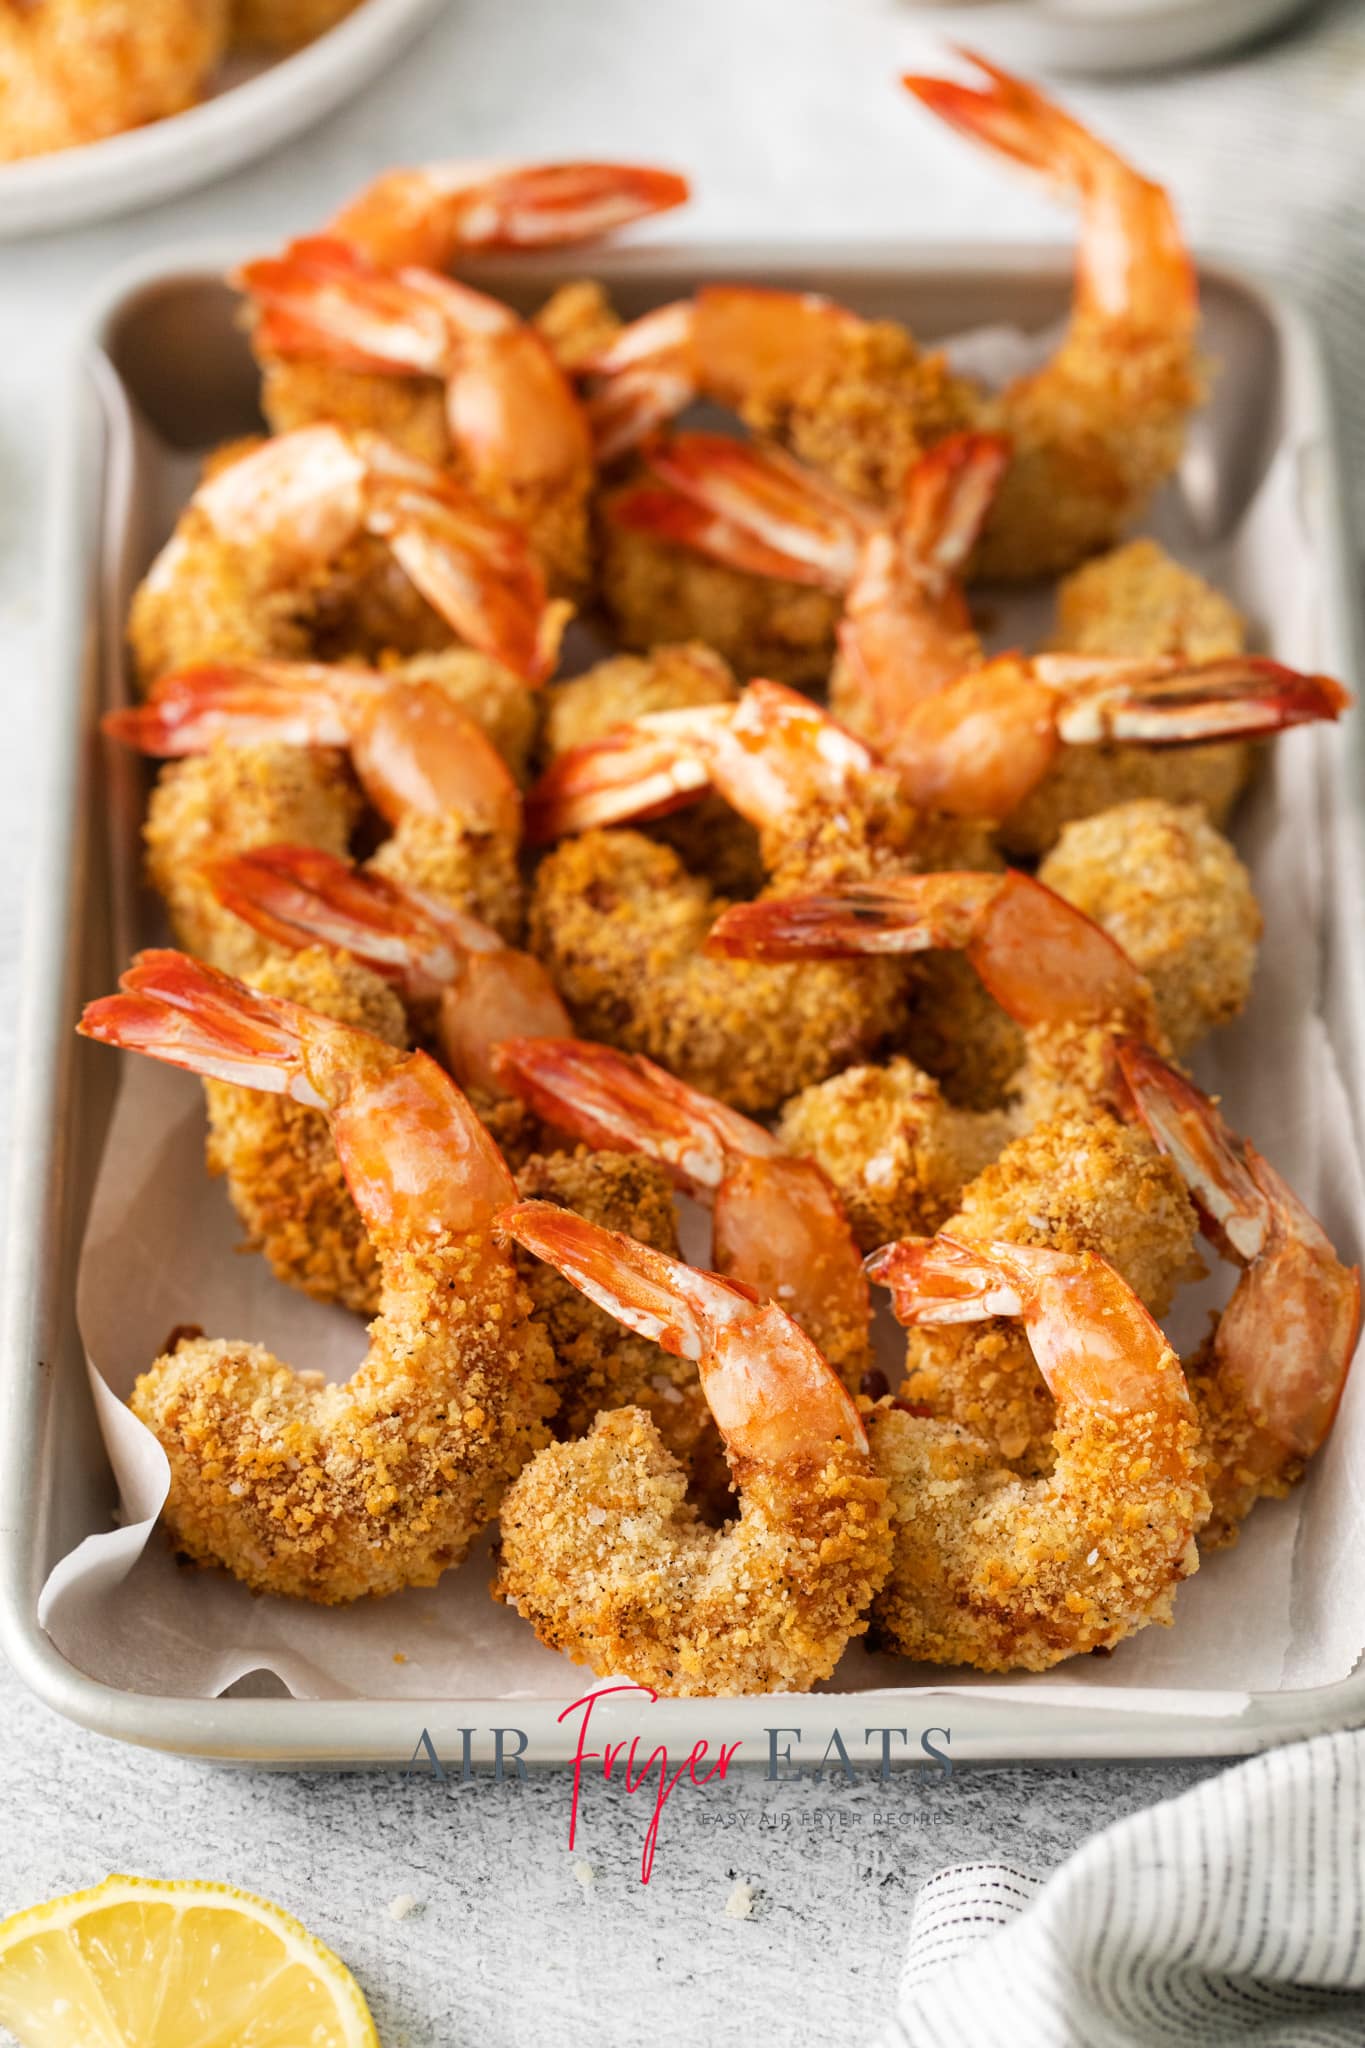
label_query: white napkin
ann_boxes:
[878,1730,1365,2047]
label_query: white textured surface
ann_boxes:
[2,0,1361,2039]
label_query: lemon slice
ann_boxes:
[0,1875,380,2047]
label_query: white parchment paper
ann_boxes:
[38,328,1365,1708]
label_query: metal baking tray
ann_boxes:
[3,243,1363,1767]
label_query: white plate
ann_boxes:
[904,0,1317,76]
[0,0,443,240]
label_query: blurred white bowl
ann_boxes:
[0,0,443,240]
[904,0,1318,75]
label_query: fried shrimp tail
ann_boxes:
[1116,1039,1361,1542]
[326,160,690,272]
[492,1036,871,1389]
[208,844,570,1098]
[494,1204,892,1695]
[904,52,1200,578]
[865,1235,1206,1669]
[78,951,555,1601]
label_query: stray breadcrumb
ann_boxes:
[724,1880,758,1920]
[387,1894,419,1922]
[572,1861,595,1894]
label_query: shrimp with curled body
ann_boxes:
[111,652,541,957]
[77,952,557,1603]
[494,1203,892,1696]
[526,680,984,1112]
[127,423,566,688]
[1116,1040,1361,1546]
[237,239,596,594]
[492,1035,873,1394]
[585,57,1200,585]
[865,1237,1207,1670]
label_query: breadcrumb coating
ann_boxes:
[600,508,842,686]
[898,954,1026,1113]
[495,1413,891,1694]
[367,810,524,945]
[128,443,453,688]
[733,323,976,509]
[534,279,623,371]
[970,330,1202,584]
[1039,800,1261,1054]
[899,1112,1200,1474]
[144,744,361,973]
[204,948,408,1314]
[0,0,227,162]
[528,829,899,1112]
[1000,537,1252,856]
[777,1057,1011,1252]
[134,1232,556,1602]
[867,1395,1204,1670]
[512,1147,714,1469]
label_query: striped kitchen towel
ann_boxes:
[877,1730,1365,2046]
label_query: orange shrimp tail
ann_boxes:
[524,717,717,843]
[642,432,867,588]
[904,51,1195,331]
[237,236,454,376]
[707,874,1003,962]
[106,660,362,756]
[866,1233,1027,1325]
[1048,654,1353,746]
[204,845,459,995]
[78,949,314,1096]
[607,478,841,588]
[898,429,1011,583]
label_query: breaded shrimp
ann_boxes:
[113,657,537,943]
[1001,537,1254,855]
[540,641,760,898]
[238,240,596,593]
[534,279,623,372]
[1039,799,1261,1054]
[585,58,1200,585]
[1118,1041,1360,1546]
[127,424,565,688]
[903,54,1202,581]
[526,677,1000,1112]
[866,1238,1207,1670]
[0,0,227,162]
[493,1036,872,1393]
[198,849,689,1436]
[897,1108,1200,1475]
[527,828,890,1114]
[608,428,1005,726]
[78,952,557,1602]
[777,1058,1012,1253]
[495,1204,892,1695]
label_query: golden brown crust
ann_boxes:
[534,279,622,371]
[599,508,842,686]
[495,1416,891,1695]
[203,948,409,1314]
[868,1396,1204,1671]
[0,0,228,162]
[1038,799,1261,1054]
[900,1112,1200,1476]
[144,744,361,973]
[231,0,359,50]
[367,810,525,944]
[777,1057,1011,1252]
[528,829,899,1112]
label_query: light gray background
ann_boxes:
[2,3,1359,2041]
